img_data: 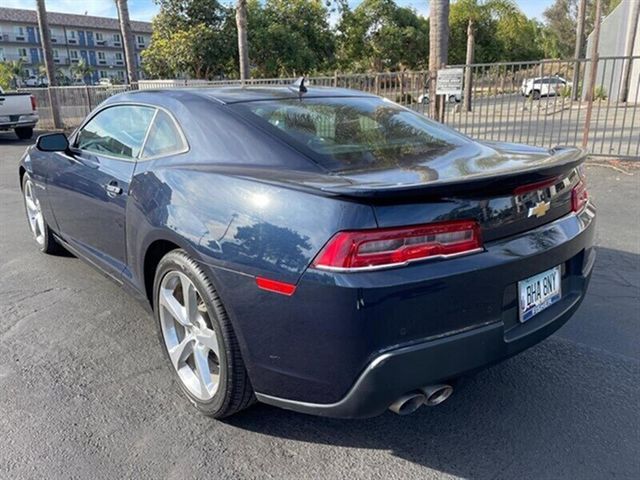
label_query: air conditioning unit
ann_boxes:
[71,58,79,63]
[115,60,124,65]
[98,60,107,65]
[113,41,121,47]
[16,36,25,41]
[68,38,77,44]
[51,37,58,43]
[96,40,105,45]
[53,58,60,63]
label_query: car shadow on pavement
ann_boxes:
[225,247,639,479]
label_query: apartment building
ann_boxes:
[0,7,152,84]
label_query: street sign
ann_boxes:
[436,68,463,95]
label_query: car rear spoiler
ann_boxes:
[310,146,587,200]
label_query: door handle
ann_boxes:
[105,181,123,196]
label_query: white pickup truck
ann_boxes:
[0,87,39,139]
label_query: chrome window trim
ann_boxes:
[72,101,190,162]
[138,108,190,161]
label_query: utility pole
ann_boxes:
[582,0,602,149]
[572,0,587,101]
[35,0,62,129]
[115,0,138,85]
[619,0,640,102]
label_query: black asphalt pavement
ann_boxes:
[1,132,638,479]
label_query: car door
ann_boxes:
[46,104,155,279]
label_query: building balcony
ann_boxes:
[0,33,32,43]
[49,35,67,45]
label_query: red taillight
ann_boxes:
[514,176,560,195]
[572,179,588,212]
[312,220,483,272]
[30,95,37,111]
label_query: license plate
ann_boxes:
[518,266,561,323]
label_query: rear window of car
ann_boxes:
[232,96,469,172]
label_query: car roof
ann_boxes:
[109,86,377,105]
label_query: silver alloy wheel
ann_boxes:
[158,271,222,401]
[24,178,45,246]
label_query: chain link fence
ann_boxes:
[20,56,640,158]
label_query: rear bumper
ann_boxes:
[252,206,596,418]
[256,257,593,418]
[0,114,38,130]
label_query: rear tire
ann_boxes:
[15,127,34,140]
[532,90,541,100]
[22,174,63,255]
[153,249,255,418]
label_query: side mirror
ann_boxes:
[36,133,69,152]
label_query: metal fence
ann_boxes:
[21,55,640,159]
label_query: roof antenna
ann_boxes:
[290,76,307,95]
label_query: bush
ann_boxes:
[595,85,607,101]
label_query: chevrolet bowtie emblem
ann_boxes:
[528,200,551,218]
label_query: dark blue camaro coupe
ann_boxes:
[19,83,595,418]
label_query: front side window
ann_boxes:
[141,110,187,158]
[76,105,155,159]
[233,97,468,172]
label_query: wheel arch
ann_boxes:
[142,238,182,307]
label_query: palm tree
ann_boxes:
[115,0,138,84]
[459,0,517,111]
[429,0,450,120]
[8,59,26,88]
[236,0,250,83]
[71,59,94,84]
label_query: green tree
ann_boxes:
[542,0,622,58]
[143,0,236,79]
[0,62,14,90]
[247,0,335,77]
[70,59,94,84]
[335,0,429,72]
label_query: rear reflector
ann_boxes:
[572,179,588,212]
[312,220,483,272]
[256,277,297,296]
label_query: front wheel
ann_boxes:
[153,249,255,418]
[22,174,63,254]
[15,127,34,140]
[532,90,541,100]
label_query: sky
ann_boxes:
[0,0,556,23]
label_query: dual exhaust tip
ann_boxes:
[388,384,453,415]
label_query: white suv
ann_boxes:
[521,76,570,99]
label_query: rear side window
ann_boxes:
[232,97,468,172]
[76,105,154,159]
[141,110,187,159]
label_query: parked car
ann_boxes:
[98,78,113,87]
[0,87,39,139]
[521,76,571,99]
[19,83,595,419]
[23,75,49,88]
